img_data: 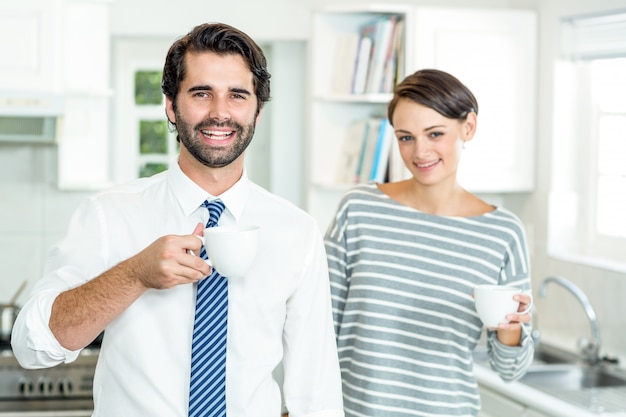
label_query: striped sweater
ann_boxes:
[324,183,534,417]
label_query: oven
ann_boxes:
[0,341,98,417]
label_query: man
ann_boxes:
[12,23,344,417]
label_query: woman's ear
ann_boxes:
[463,112,477,142]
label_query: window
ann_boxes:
[134,70,178,178]
[112,39,179,183]
[592,60,626,240]
[548,11,626,271]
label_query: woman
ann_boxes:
[324,69,534,416]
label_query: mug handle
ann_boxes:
[517,293,533,314]
[188,235,213,267]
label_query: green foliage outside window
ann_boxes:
[139,162,168,178]
[139,120,168,154]
[135,71,163,105]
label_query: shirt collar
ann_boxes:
[167,161,250,222]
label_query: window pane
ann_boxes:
[593,67,626,238]
[597,115,626,176]
[139,120,168,154]
[135,70,163,105]
[139,162,168,178]
[596,175,626,237]
[590,58,626,112]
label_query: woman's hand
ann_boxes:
[495,293,533,346]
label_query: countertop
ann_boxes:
[474,360,626,416]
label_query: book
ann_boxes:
[354,120,371,181]
[358,117,383,183]
[335,119,368,183]
[352,21,376,94]
[382,18,405,93]
[365,16,397,94]
[332,33,360,95]
[369,118,394,182]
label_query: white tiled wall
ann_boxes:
[0,144,90,305]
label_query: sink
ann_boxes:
[473,343,626,414]
[473,343,626,390]
[521,364,626,390]
[531,344,578,365]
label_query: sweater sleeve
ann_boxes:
[487,211,535,382]
[323,195,351,339]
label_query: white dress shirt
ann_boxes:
[11,163,344,417]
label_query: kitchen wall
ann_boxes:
[1,0,625,363]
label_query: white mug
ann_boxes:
[198,225,260,278]
[473,285,533,328]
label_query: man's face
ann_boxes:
[166,51,260,168]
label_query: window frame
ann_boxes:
[548,55,626,272]
[587,96,626,260]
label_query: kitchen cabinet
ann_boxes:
[410,8,537,193]
[0,1,61,92]
[526,410,551,417]
[478,385,526,417]
[478,384,552,417]
[57,0,113,189]
[0,0,111,95]
[0,0,113,190]
[307,5,537,229]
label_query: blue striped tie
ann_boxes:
[189,199,227,417]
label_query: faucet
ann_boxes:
[538,276,601,365]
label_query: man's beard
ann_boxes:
[175,110,256,168]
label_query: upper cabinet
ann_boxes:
[0,0,113,190]
[410,8,537,193]
[56,1,113,190]
[0,0,111,95]
[307,5,537,229]
[0,1,61,92]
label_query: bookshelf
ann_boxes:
[307,5,537,230]
[307,4,412,229]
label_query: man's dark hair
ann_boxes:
[162,22,271,116]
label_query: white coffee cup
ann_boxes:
[200,225,260,278]
[473,285,533,328]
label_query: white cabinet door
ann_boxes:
[478,385,527,417]
[410,8,537,193]
[526,409,551,417]
[0,1,60,92]
[0,1,112,189]
[57,1,112,189]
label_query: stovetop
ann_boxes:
[0,331,102,352]
[0,336,100,408]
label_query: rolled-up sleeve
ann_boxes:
[11,288,81,368]
[11,197,105,368]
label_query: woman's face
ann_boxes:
[391,98,476,187]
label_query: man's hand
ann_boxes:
[132,223,211,290]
